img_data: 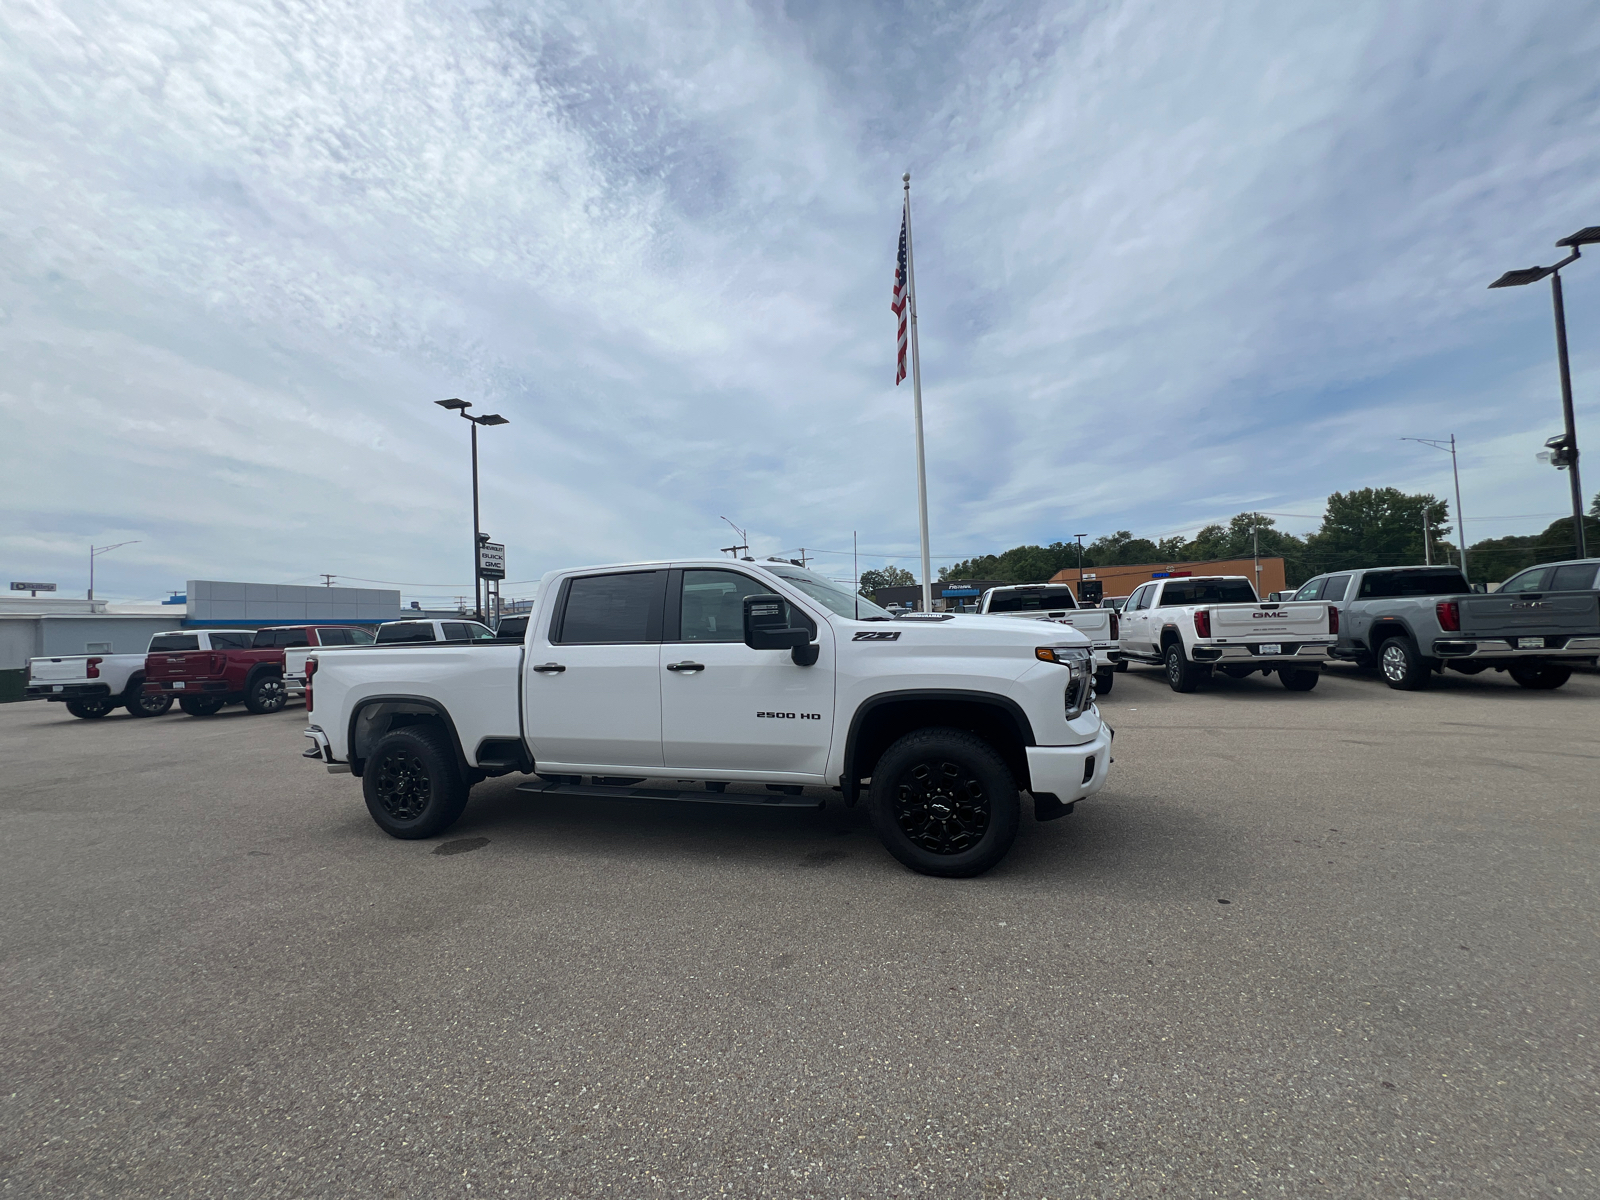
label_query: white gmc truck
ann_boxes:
[23,630,252,718]
[1117,575,1338,692]
[976,584,1119,693]
[303,560,1116,877]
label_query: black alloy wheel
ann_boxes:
[867,728,1019,878]
[125,688,173,717]
[371,746,432,821]
[65,697,114,719]
[362,725,470,839]
[245,674,287,714]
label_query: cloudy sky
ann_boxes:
[3,0,1598,604]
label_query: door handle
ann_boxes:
[532,662,566,674]
[666,661,705,672]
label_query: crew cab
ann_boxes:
[24,633,186,719]
[1118,575,1337,692]
[283,626,377,698]
[1300,564,1600,690]
[977,583,1120,693]
[145,625,362,716]
[303,560,1116,878]
[374,619,498,644]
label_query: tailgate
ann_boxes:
[1050,611,1111,640]
[1460,592,1600,638]
[146,652,222,681]
[1208,602,1329,638]
[28,657,91,684]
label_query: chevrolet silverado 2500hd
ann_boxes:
[976,584,1119,694]
[23,632,191,718]
[303,560,1116,878]
[1118,575,1337,692]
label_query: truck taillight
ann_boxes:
[304,656,317,712]
[1328,604,1339,634]
[1193,609,1211,639]
[1436,600,1460,632]
[1109,611,1119,640]
[86,657,102,679]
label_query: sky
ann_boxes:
[3,0,1599,605]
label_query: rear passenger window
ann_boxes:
[376,622,437,644]
[1293,578,1325,601]
[1323,575,1351,602]
[316,629,350,646]
[555,572,664,644]
[1549,564,1598,591]
[1497,568,1550,594]
[210,632,253,650]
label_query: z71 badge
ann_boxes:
[852,630,901,641]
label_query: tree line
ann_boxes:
[858,488,1599,595]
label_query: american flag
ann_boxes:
[891,203,909,385]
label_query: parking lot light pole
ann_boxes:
[1400,436,1468,574]
[88,540,140,601]
[1490,225,1600,559]
[435,399,510,621]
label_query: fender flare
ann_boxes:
[346,694,471,779]
[839,688,1037,805]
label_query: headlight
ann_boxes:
[1037,645,1094,718]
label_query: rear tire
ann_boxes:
[124,684,173,717]
[866,728,1019,878]
[65,697,114,719]
[362,725,470,839]
[1509,663,1571,690]
[1114,659,1128,673]
[244,673,287,715]
[1279,667,1320,691]
[179,695,225,716]
[1094,668,1114,696]
[1378,636,1430,691]
[1164,642,1207,693]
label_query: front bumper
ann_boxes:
[1433,636,1600,660]
[25,683,112,701]
[1025,722,1114,820]
[1190,640,1334,665]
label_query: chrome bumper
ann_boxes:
[1433,636,1600,659]
[1191,641,1335,664]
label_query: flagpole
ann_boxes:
[903,173,933,614]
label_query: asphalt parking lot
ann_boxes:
[2,664,1596,1198]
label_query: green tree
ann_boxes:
[858,565,915,598]
[1180,513,1313,584]
[1303,488,1450,573]
[940,541,1081,583]
[1590,491,1599,518]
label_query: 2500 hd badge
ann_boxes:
[756,711,823,719]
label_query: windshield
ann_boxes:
[766,566,894,620]
[987,588,1078,613]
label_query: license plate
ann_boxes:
[171,681,186,689]
[53,684,63,692]
[1518,637,1545,649]
[1259,644,1282,655]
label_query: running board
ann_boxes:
[515,779,822,809]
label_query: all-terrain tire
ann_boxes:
[866,727,1020,879]
[1164,642,1207,693]
[1508,664,1572,690]
[1279,667,1320,691]
[124,683,173,717]
[244,673,288,715]
[362,725,471,840]
[1094,668,1114,696]
[179,695,225,716]
[65,697,114,719]
[1377,635,1430,691]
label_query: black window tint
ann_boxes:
[987,589,1078,613]
[252,629,276,648]
[1293,579,1325,602]
[1358,570,1469,599]
[556,572,663,644]
[1157,580,1258,606]
[441,622,472,641]
[496,616,529,639]
[282,629,311,648]
[1550,564,1599,591]
[679,570,779,642]
[376,622,436,644]
[346,628,375,645]
[1323,575,1351,602]
[210,632,253,650]
[149,634,199,652]
[1500,567,1551,594]
[316,629,350,646]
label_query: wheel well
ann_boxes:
[1159,626,1182,649]
[244,662,283,688]
[847,696,1032,793]
[348,699,465,778]
[1369,621,1409,649]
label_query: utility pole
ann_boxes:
[1422,503,1432,566]
[1252,525,1261,594]
[719,517,750,560]
[1401,435,1470,578]
[1074,534,1087,587]
[321,574,336,587]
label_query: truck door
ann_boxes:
[523,570,666,770]
[660,569,835,778]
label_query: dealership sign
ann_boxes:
[10,582,57,592]
[477,542,506,581]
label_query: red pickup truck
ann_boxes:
[144,626,369,716]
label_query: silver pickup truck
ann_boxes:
[1294,564,1600,690]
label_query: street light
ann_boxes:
[88,540,140,601]
[1400,436,1469,576]
[1489,224,1600,558]
[435,398,510,620]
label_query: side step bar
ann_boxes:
[515,779,822,809]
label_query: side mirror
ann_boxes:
[1471,582,1488,593]
[743,594,818,665]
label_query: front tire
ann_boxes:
[1279,667,1320,691]
[244,673,287,714]
[866,728,1019,878]
[1509,663,1572,690]
[1378,636,1430,691]
[179,695,225,716]
[362,725,470,840]
[65,697,114,719]
[124,685,173,717]
[1164,642,1207,693]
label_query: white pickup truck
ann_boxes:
[303,559,1116,878]
[976,584,1119,693]
[1117,575,1338,692]
[23,630,250,718]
